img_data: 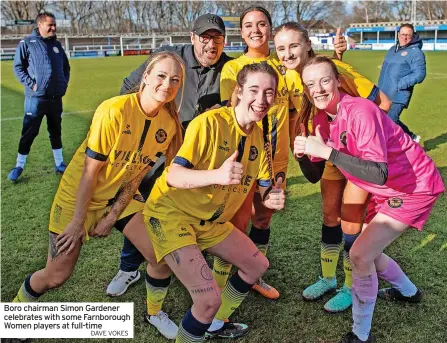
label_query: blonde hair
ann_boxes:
[138,51,186,165]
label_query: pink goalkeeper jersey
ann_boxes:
[312,94,444,198]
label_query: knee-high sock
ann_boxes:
[13,274,42,302]
[145,273,171,315]
[343,232,360,288]
[352,273,378,341]
[212,256,232,291]
[249,225,270,257]
[320,224,343,279]
[176,309,211,343]
[214,273,253,321]
[377,257,417,296]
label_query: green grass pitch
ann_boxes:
[1,51,447,343]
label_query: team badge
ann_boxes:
[401,51,408,56]
[276,64,286,75]
[53,47,59,53]
[133,194,145,203]
[340,131,347,145]
[155,129,167,143]
[275,172,285,184]
[249,146,258,161]
[388,197,403,208]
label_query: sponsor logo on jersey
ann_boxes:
[276,172,285,182]
[113,150,154,165]
[218,141,230,152]
[340,131,347,145]
[388,197,403,208]
[122,124,132,135]
[155,129,167,143]
[249,146,258,161]
[401,51,408,56]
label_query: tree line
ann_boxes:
[2,1,446,36]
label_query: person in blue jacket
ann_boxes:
[378,23,426,143]
[8,11,70,182]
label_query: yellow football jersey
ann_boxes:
[54,93,178,211]
[220,53,289,169]
[144,106,272,225]
[287,59,379,137]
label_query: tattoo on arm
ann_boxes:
[190,286,215,294]
[49,232,60,261]
[182,181,201,189]
[170,251,181,265]
[109,165,151,218]
[253,250,261,258]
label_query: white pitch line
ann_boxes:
[1,109,94,122]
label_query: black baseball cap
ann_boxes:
[192,14,225,36]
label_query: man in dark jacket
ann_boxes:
[378,23,426,142]
[8,12,70,182]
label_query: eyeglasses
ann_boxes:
[198,34,225,44]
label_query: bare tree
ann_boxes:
[353,1,393,23]
[418,1,447,20]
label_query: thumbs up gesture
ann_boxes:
[304,125,333,160]
[333,27,347,60]
[294,123,308,158]
[216,150,244,185]
[263,176,286,210]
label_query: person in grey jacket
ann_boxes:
[8,12,70,182]
[378,23,426,142]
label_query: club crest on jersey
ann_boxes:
[388,197,403,208]
[53,47,59,53]
[401,51,408,57]
[340,131,347,145]
[155,129,167,143]
[276,172,285,183]
[249,146,258,161]
[276,64,286,75]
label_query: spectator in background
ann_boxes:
[107,13,232,304]
[378,23,426,143]
[8,11,70,182]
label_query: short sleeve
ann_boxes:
[220,62,238,103]
[173,117,209,168]
[351,103,387,163]
[86,103,120,161]
[337,61,377,100]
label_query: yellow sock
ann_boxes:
[145,274,171,315]
[212,256,232,290]
[14,275,41,302]
[249,226,270,257]
[320,224,343,279]
[215,273,251,321]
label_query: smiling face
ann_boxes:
[236,71,277,123]
[302,62,341,113]
[142,57,182,105]
[190,29,224,67]
[38,16,56,38]
[241,10,271,51]
[274,28,311,71]
[398,26,414,47]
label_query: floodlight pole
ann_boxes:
[120,36,124,57]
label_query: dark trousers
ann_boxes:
[18,96,63,155]
[119,162,165,272]
[387,102,415,138]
